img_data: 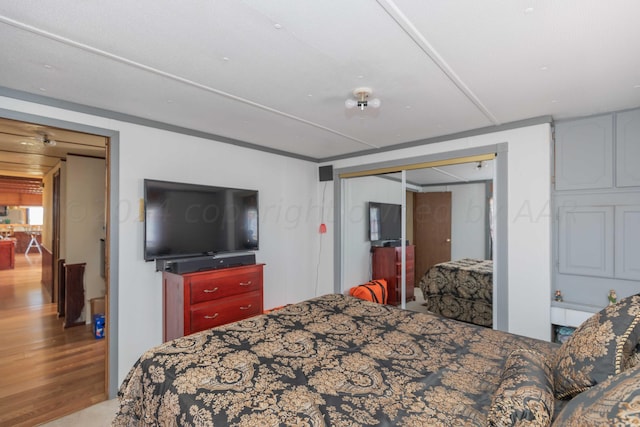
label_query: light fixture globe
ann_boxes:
[41,134,57,146]
[345,99,357,109]
[345,86,380,111]
[368,98,381,108]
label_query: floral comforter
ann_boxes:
[114,293,555,426]
[419,258,494,327]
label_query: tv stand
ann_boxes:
[163,263,264,341]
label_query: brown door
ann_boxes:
[413,192,452,285]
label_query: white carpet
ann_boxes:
[39,399,118,426]
[405,291,429,313]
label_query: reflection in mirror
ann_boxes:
[340,159,495,314]
[342,174,403,294]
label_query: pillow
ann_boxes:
[487,349,555,427]
[553,294,640,400]
[552,363,640,426]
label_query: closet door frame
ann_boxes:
[333,143,508,331]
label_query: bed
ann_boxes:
[419,258,493,327]
[114,293,640,426]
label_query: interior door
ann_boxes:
[413,192,452,284]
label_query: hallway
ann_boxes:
[0,253,105,426]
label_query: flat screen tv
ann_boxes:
[368,201,401,241]
[144,179,258,261]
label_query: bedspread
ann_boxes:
[419,258,493,327]
[114,293,555,426]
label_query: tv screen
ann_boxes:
[368,202,401,241]
[144,179,258,261]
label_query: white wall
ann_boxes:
[65,155,106,322]
[421,183,487,260]
[342,175,403,288]
[119,130,319,383]
[41,166,55,250]
[328,123,552,341]
[0,96,321,386]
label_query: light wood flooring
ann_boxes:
[0,253,106,427]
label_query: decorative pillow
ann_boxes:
[487,349,555,427]
[553,294,640,400]
[552,363,640,426]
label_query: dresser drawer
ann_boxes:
[396,259,414,275]
[189,269,262,304]
[189,291,262,333]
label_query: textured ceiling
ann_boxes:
[0,0,639,170]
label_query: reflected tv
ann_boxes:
[368,201,401,241]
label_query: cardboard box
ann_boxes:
[90,296,105,317]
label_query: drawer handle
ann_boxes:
[204,313,219,319]
[239,281,252,287]
[203,287,219,293]
[239,304,252,310]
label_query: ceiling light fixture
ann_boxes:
[42,135,57,147]
[345,87,381,111]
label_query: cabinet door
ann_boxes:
[616,109,640,187]
[0,241,14,269]
[615,205,640,280]
[555,115,613,190]
[558,206,614,277]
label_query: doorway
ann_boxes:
[0,112,116,423]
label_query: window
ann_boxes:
[27,206,44,225]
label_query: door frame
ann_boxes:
[52,169,61,304]
[0,106,120,398]
[333,144,509,331]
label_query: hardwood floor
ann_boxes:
[0,253,106,426]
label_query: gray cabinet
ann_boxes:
[555,115,613,191]
[559,204,640,281]
[553,108,640,309]
[616,109,640,188]
[615,205,640,280]
[559,206,614,278]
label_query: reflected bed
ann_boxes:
[419,258,493,327]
